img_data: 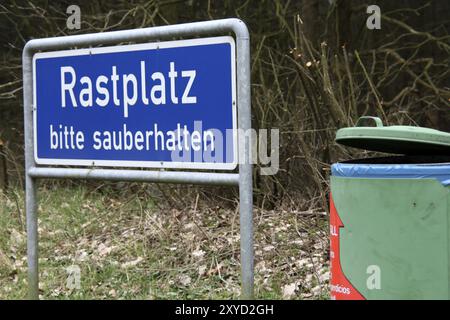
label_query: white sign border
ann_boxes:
[32,36,238,170]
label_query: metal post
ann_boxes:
[22,45,39,300]
[236,33,253,299]
[22,18,253,300]
[25,176,38,299]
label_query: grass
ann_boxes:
[0,184,329,300]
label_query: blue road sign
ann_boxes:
[33,36,237,170]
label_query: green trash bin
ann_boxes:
[330,116,450,300]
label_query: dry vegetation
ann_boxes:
[0,185,329,299]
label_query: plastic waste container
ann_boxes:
[329,116,450,300]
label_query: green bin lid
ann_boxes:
[336,116,450,155]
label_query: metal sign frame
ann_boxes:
[22,18,253,300]
[32,36,239,171]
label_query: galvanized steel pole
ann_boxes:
[22,45,39,300]
[236,34,254,300]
